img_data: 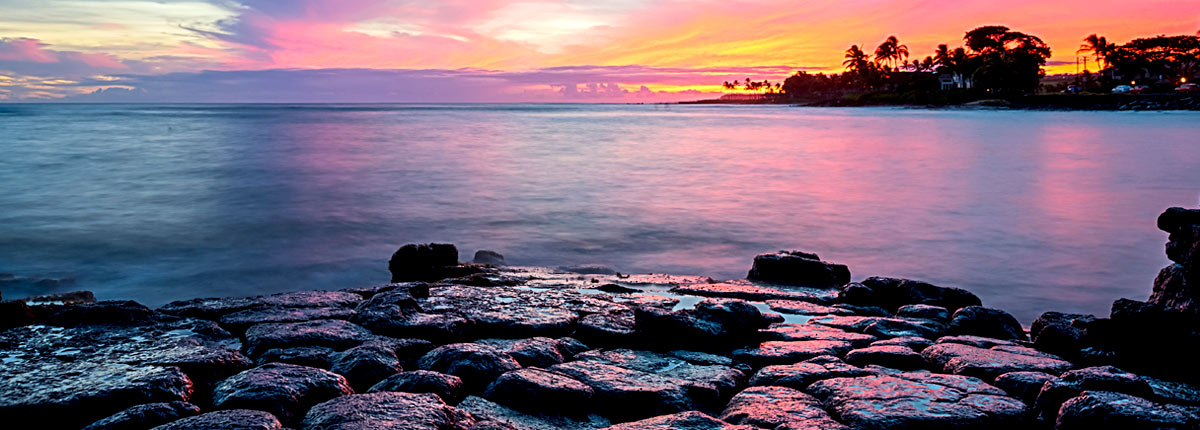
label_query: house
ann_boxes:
[938,73,972,90]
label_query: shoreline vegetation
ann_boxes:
[2,207,1199,428]
[685,25,1200,110]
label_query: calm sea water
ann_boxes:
[1,103,1198,322]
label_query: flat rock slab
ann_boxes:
[1056,390,1200,429]
[300,392,477,430]
[844,345,926,370]
[600,411,755,430]
[750,356,871,390]
[412,285,630,340]
[369,370,465,404]
[993,371,1056,404]
[922,342,1073,382]
[733,340,855,367]
[244,319,376,356]
[573,349,746,401]
[417,343,522,391]
[720,386,847,429]
[0,361,193,429]
[219,306,356,333]
[159,290,362,320]
[458,395,611,430]
[548,361,697,421]
[806,315,945,339]
[761,323,877,346]
[1034,366,1155,419]
[212,363,353,425]
[83,401,201,430]
[807,372,1028,429]
[767,300,857,316]
[670,282,838,304]
[484,368,594,414]
[150,410,283,430]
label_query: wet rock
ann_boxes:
[870,336,933,352]
[1055,390,1200,429]
[0,361,193,429]
[720,386,848,429]
[420,285,623,339]
[500,337,567,368]
[733,340,855,367]
[24,290,96,305]
[151,409,283,430]
[558,264,618,275]
[747,250,851,287]
[993,371,1056,404]
[807,372,1028,429]
[596,283,641,293]
[611,294,679,309]
[301,391,476,430]
[600,411,753,430]
[761,323,877,347]
[897,304,950,321]
[83,401,201,430]
[948,306,1028,341]
[369,370,465,404]
[862,317,946,339]
[331,342,403,392]
[389,243,481,282]
[255,346,337,368]
[935,335,1018,349]
[212,363,353,425]
[921,342,1073,382]
[577,311,636,343]
[474,250,507,265]
[548,361,695,420]
[220,306,356,334]
[1145,376,1200,406]
[42,300,156,327]
[458,395,611,430]
[1105,298,1200,380]
[632,299,772,348]
[749,355,870,390]
[158,296,259,320]
[1030,311,1094,359]
[671,281,838,303]
[838,277,982,312]
[767,300,854,316]
[159,290,362,321]
[484,368,594,414]
[1034,366,1154,419]
[556,337,590,359]
[243,319,376,356]
[0,299,35,329]
[573,348,746,402]
[1151,263,1196,314]
[844,345,926,370]
[418,343,522,391]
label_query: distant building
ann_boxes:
[938,73,972,90]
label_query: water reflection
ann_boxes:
[0,104,1197,323]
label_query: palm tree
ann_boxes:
[874,36,908,69]
[934,44,952,72]
[844,45,871,73]
[1079,34,1113,71]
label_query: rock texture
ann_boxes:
[211,363,353,425]
[746,250,851,287]
[300,392,477,430]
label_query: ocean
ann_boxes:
[2,103,1198,322]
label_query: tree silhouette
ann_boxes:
[844,45,871,73]
[874,36,908,69]
[1080,34,1114,70]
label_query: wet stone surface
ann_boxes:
[211,362,353,425]
[299,391,477,430]
[244,319,376,356]
[150,409,284,430]
[749,355,871,390]
[83,401,202,430]
[921,341,1073,382]
[720,385,848,429]
[806,372,1028,430]
[733,340,856,367]
[600,411,754,430]
[417,342,522,391]
[369,370,465,404]
[670,281,839,304]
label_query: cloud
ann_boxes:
[0,38,129,74]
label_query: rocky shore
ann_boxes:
[2,207,1199,429]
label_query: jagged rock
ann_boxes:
[1149,207,1200,314]
[548,360,695,420]
[993,371,1056,404]
[418,343,522,391]
[301,392,477,430]
[948,306,1028,341]
[474,250,507,265]
[921,342,1073,382]
[1055,390,1200,429]
[733,340,855,367]
[749,355,871,390]
[331,342,403,392]
[807,372,1028,429]
[458,395,611,430]
[838,277,981,312]
[243,319,376,356]
[484,368,594,414]
[369,370,465,404]
[746,250,850,287]
[720,386,847,429]
[671,281,838,303]
[256,346,337,368]
[1030,311,1094,359]
[1034,366,1154,419]
[150,410,283,430]
[573,349,746,402]
[870,336,933,352]
[600,411,753,430]
[761,323,877,346]
[896,304,950,321]
[219,306,355,334]
[212,363,353,425]
[83,401,201,430]
[844,345,926,370]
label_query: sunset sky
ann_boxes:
[1,0,1196,102]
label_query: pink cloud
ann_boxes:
[0,38,58,63]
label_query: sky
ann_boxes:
[0,0,1196,102]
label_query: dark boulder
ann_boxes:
[844,345,926,370]
[1104,298,1200,380]
[83,401,201,430]
[747,250,850,287]
[558,264,618,275]
[720,386,847,429]
[483,368,594,414]
[42,300,156,327]
[807,372,1028,429]
[211,363,353,425]
[369,370,465,404]
[473,250,506,265]
[596,283,641,293]
[838,277,982,312]
[1030,311,1095,359]
[417,343,521,392]
[243,319,376,356]
[1055,390,1200,429]
[600,411,751,430]
[0,299,35,330]
[1149,207,1200,314]
[0,361,193,428]
[993,371,1056,404]
[1034,366,1155,419]
[150,410,283,430]
[390,243,484,282]
[633,299,773,348]
[948,306,1029,341]
[749,355,871,390]
[300,392,477,430]
[670,281,839,303]
[331,342,403,392]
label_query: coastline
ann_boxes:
[681,94,1200,111]
[2,208,1199,429]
